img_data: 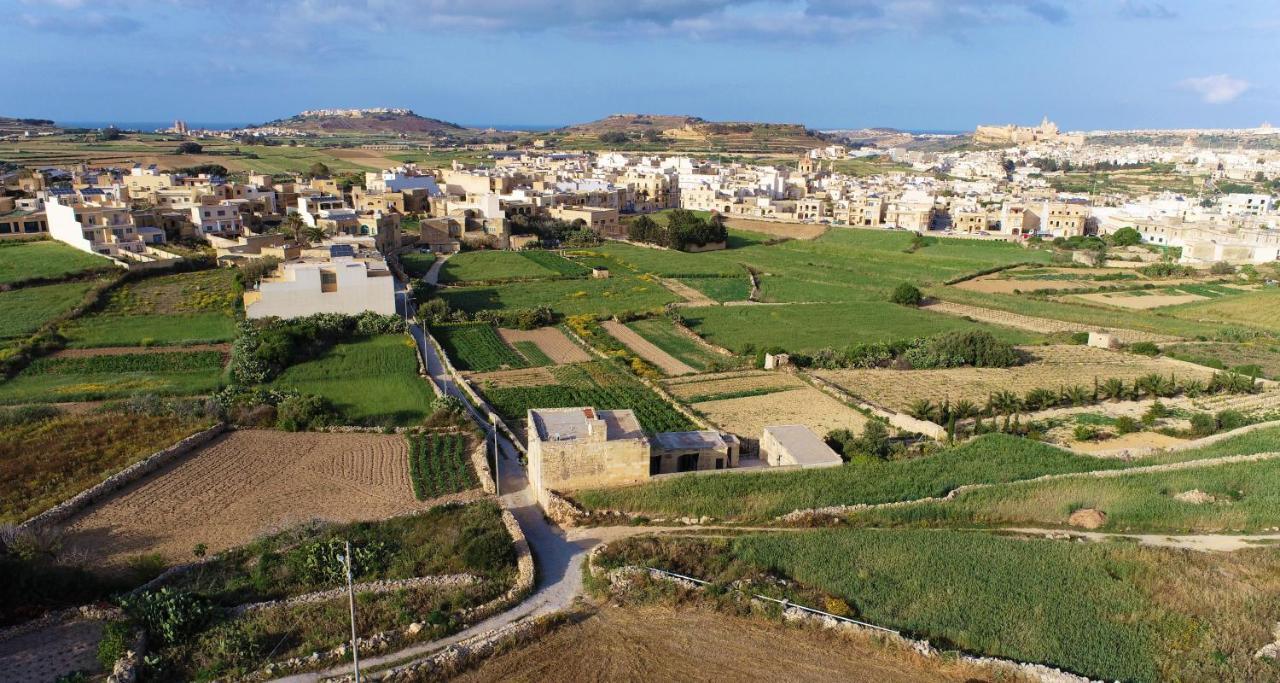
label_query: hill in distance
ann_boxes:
[555,113,824,153]
[262,108,469,135]
[0,117,61,135]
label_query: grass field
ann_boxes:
[677,275,751,302]
[1164,340,1280,379]
[399,251,437,278]
[0,410,214,523]
[0,350,226,404]
[433,323,527,372]
[440,274,678,317]
[63,269,239,347]
[478,360,694,434]
[271,334,434,427]
[724,529,1280,682]
[439,250,564,282]
[682,302,1041,353]
[626,318,727,371]
[1165,288,1280,332]
[844,455,1280,533]
[575,426,1280,519]
[0,241,112,285]
[0,281,93,342]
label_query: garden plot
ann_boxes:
[954,267,1135,294]
[469,366,558,389]
[922,301,1177,343]
[497,327,591,364]
[1074,291,1207,309]
[58,430,445,568]
[601,320,696,375]
[812,345,1218,413]
[694,386,866,445]
[664,370,805,401]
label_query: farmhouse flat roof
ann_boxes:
[530,407,644,442]
[653,431,729,452]
[764,425,842,467]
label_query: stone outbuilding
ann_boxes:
[760,425,843,469]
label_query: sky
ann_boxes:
[3,0,1277,131]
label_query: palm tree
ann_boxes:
[304,225,327,245]
[274,212,306,244]
[1024,388,1057,412]
[1099,377,1126,401]
[987,390,1023,431]
[908,399,940,423]
[1062,385,1091,407]
[951,399,979,420]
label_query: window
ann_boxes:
[24,222,42,233]
[0,223,10,234]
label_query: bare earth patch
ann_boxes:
[453,605,991,683]
[813,345,1216,413]
[58,430,454,568]
[1073,292,1208,310]
[922,301,1179,343]
[663,371,804,400]
[695,386,867,444]
[601,320,697,376]
[1067,431,1189,458]
[1067,508,1107,529]
[0,618,103,683]
[497,327,592,364]
[658,277,717,307]
[468,366,558,389]
[725,217,829,240]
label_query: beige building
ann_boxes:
[1028,200,1089,238]
[526,407,651,506]
[243,246,396,319]
[760,425,843,469]
[650,431,740,474]
[547,205,620,236]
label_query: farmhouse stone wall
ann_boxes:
[17,423,227,532]
[468,440,497,494]
[230,574,479,616]
[425,327,526,455]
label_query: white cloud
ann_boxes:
[1180,74,1251,104]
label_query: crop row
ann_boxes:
[408,433,478,500]
[520,250,590,277]
[484,382,694,433]
[24,350,226,375]
[433,323,528,372]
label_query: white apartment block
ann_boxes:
[244,248,396,319]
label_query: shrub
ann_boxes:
[1189,412,1217,437]
[1109,227,1142,246]
[175,141,203,155]
[1072,424,1099,441]
[460,525,515,573]
[1128,341,1160,357]
[1209,261,1236,275]
[275,394,334,431]
[289,537,392,586]
[890,282,923,307]
[1114,416,1138,434]
[904,331,1019,369]
[96,621,134,669]
[120,588,212,646]
[1215,409,1248,432]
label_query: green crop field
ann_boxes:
[439,250,565,282]
[519,249,590,276]
[432,322,527,372]
[408,432,479,499]
[681,302,1040,353]
[575,427,1280,519]
[1165,288,1280,332]
[0,240,112,285]
[626,318,727,371]
[723,529,1280,682]
[1163,341,1280,380]
[440,274,678,317]
[400,251,437,278]
[63,268,239,347]
[0,350,227,404]
[677,275,751,302]
[0,281,93,342]
[844,453,1280,533]
[271,334,434,427]
[477,360,694,434]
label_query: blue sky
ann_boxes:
[4,0,1277,130]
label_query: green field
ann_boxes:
[677,275,751,302]
[62,269,239,347]
[0,281,93,342]
[0,241,112,285]
[576,427,1280,519]
[439,250,565,283]
[0,350,226,404]
[441,274,678,317]
[477,360,694,434]
[399,251,438,278]
[723,529,1280,682]
[1165,288,1280,332]
[626,317,727,371]
[1163,341,1280,379]
[271,334,434,426]
[408,432,479,499]
[519,250,591,276]
[682,302,1040,353]
[432,323,527,372]
[845,453,1280,533]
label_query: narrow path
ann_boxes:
[658,277,717,307]
[600,320,697,376]
[1000,528,1280,552]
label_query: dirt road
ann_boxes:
[601,320,697,375]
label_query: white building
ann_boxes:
[190,200,244,237]
[243,246,396,319]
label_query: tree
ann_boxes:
[175,141,203,154]
[274,213,307,244]
[307,161,331,178]
[303,225,327,245]
[1109,227,1141,246]
[598,131,630,145]
[890,282,923,306]
[97,126,123,141]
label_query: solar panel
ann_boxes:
[329,244,354,257]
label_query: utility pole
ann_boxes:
[344,541,361,683]
[490,411,500,496]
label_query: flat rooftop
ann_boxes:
[764,424,842,467]
[653,431,729,452]
[530,407,644,442]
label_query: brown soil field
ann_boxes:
[327,147,402,169]
[922,301,1178,343]
[725,217,828,240]
[48,343,231,359]
[0,618,104,683]
[58,430,446,568]
[813,345,1218,412]
[1067,431,1188,457]
[601,320,696,376]
[1073,291,1207,309]
[695,386,866,442]
[497,327,591,364]
[469,366,558,389]
[659,277,718,306]
[663,371,804,400]
[453,605,997,683]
